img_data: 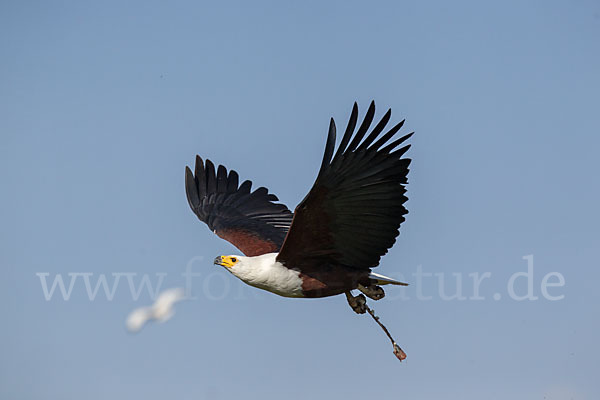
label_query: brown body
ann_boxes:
[297,263,372,298]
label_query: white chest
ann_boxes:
[230,253,304,298]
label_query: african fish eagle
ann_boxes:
[185,101,413,361]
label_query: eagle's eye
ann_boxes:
[231,257,237,263]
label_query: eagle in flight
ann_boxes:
[185,102,413,361]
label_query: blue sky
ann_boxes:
[1,1,599,399]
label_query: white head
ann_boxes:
[213,255,247,275]
[213,253,277,281]
[213,253,303,298]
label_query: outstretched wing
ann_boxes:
[185,156,293,256]
[277,101,412,269]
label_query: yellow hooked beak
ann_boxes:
[214,255,238,268]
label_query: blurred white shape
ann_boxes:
[126,287,185,333]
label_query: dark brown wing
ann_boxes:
[277,101,412,269]
[185,156,293,256]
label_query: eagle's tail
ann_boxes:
[368,272,409,286]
